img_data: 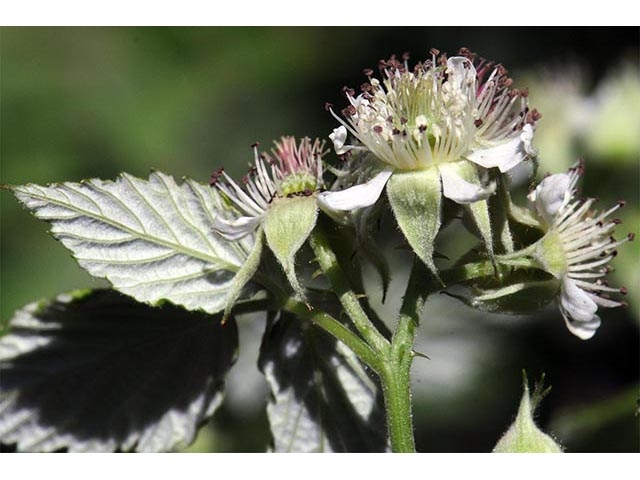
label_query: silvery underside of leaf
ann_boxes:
[10,172,261,314]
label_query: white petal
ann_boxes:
[446,56,477,93]
[212,215,262,241]
[560,277,599,322]
[317,169,393,212]
[329,126,351,155]
[467,125,536,173]
[561,311,601,340]
[528,172,572,221]
[439,162,496,204]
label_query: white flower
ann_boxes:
[319,49,538,213]
[210,136,325,240]
[527,163,633,339]
[318,49,539,274]
[209,136,328,306]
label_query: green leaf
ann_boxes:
[259,312,388,452]
[0,289,238,452]
[264,196,318,299]
[10,172,259,314]
[386,168,442,276]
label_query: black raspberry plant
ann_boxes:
[0,47,633,453]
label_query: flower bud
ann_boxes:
[493,378,563,453]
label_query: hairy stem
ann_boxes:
[283,298,382,372]
[380,259,436,453]
[309,226,390,355]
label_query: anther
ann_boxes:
[324,102,333,111]
[373,125,383,134]
[474,119,483,127]
[458,47,472,58]
[429,47,440,57]
[250,142,260,149]
[362,68,374,77]
[341,86,355,98]
[617,200,626,207]
[628,233,636,241]
[341,105,356,117]
[620,286,628,295]
[209,168,224,186]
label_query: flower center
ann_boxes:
[279,172,318,197]
[534,231,568,278]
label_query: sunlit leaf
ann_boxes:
[0,289,238,452]
[10,172,258,314]
[259,312,388,452]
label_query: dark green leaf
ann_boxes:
[0,289,238,452]
[259,312,388,452]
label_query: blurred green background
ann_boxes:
[1,27,638,452]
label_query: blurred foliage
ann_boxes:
[1,27,638,452]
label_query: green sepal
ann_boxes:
[492,173,515,253]
[264,196,319,300]
[386,168,442,278]
[223,227,264,322]
[354,205,391,303]
[494,376,563,453]
[467,199,494,261]
[505,186,542,229]
[469,278,558,314]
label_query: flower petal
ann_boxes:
[527,172,572,222]
[329,126,351,155]
[561,311,601,340]
[317,168,393,212]
[467,124,536,173]
[558,277,600,339]
[212,215,262,241]
[439,161,496,204]
[446,56,477,94]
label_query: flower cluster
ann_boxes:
[209,48,631,340]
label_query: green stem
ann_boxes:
[282,298,382,372]
[309,226,390,355]
[248,242,383,372]
[379,260,435,453]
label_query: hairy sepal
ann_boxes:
[223,227,264,322]
[264,196,318,299]
[386,168,442,277]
